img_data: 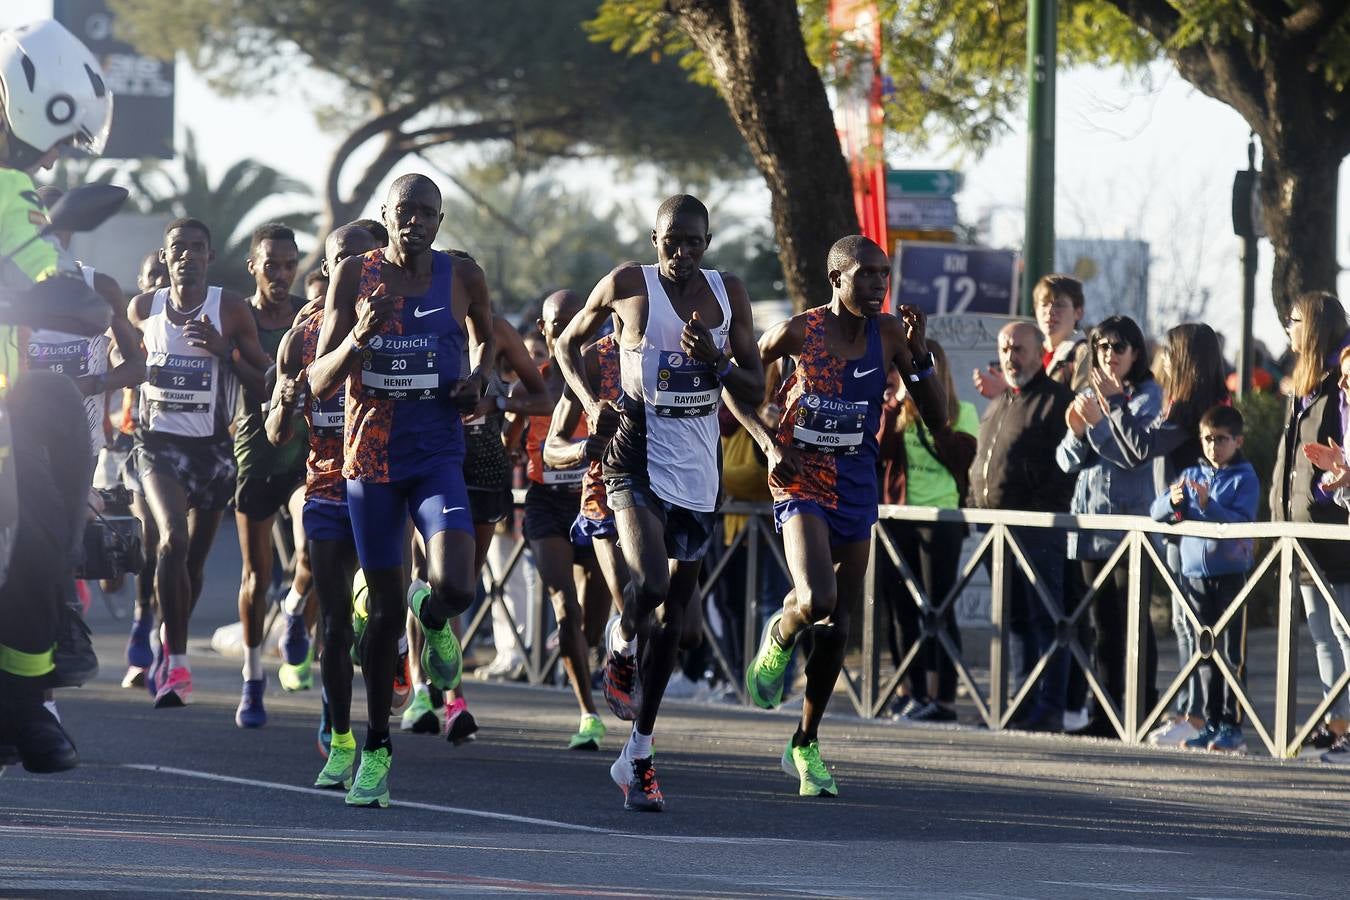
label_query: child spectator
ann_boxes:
[1150,405,1258,753]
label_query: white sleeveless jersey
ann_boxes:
[617,265,731,512]
[27,264,110,454]
[138,286,235,439]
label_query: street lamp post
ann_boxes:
[1022,0,1057,315]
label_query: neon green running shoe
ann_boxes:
[568,714,607,751]
[410,587,461,691]
[781,738,837,798]
[345,747,391,808]
[279,646,314,692]
[350,569,368,666]
[400,689,440,734]
[314,742,356,790]
[745,611,792,709]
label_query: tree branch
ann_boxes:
[1103,0,1268,128]
[1282,0,1349,57]
[1098,0,1182,46]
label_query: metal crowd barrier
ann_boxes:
[456,492,1350,760]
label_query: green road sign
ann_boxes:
[886,169,964,197]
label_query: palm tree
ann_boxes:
[128,130,317,295]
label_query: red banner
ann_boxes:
[828,0,887,266]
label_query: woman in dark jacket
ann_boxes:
[1273,291,1350,751]
[1096,322,1228,746]
[1056,316,1162,736]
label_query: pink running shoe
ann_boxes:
[443,697,479,745]
[154,667,193,708]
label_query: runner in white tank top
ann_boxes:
[555,195,765,813]
[30,186,148,460]
[126,218,273,711]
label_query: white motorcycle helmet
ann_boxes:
[0,20,112,167]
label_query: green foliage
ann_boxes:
[126,131,316,295]
[435,166,648,316]
[1234,388,1284,522]
[111,0,749,180]
[590,0,1156,155]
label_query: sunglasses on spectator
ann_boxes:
[1096,340,1130,354]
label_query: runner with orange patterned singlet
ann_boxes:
[267,222,380,783]
[544,329,629,666]
[509,290,611,750]
[731,235,946,798]
[309,174,494,808]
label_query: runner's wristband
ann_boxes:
[907,352,936,383]
[349,336,365,355]
[716,356,734,379]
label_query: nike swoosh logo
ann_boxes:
[853,367,878,378]
[442,506,465,514]
[413,306,445,318]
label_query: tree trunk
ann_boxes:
[1259,144,1342,319]
[669,0,858,312]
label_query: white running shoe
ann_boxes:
[1147,717,1200,746]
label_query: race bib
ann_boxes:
[652,351,719,418]
[360,333,439,400]
[28,339,89,377]
[145,352,214,413]
[542,466,585,487]
[791,393,867,455]
[310,389,344,438]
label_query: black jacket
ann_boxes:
[969,370,1075,512]
[1271,370,1350,581]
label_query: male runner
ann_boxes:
[232,223,311,727]
[544,326,630,705]
[30,186,146,455]
[735,235,944,797]
[128,218,272,708]
[514,290,611,750]
[269,221,380,787]
[303,270,327,306]
[556,195,763,811]
[310,173,494,807]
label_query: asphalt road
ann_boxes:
[3,532,1350,898]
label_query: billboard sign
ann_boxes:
[892,242,1018,316]
[55,0,174,160]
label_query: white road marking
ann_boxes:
[124,764,611,834]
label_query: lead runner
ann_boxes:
[731,235,945,797]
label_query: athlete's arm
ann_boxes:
[265,327,304,447]
[734,318,793,458]
[502,383,529,456]
[557,264,632,424]
[207,291,269,398]
[88,272,145,393]
[709,273,765,407]
[454,258,495,410]
[887,307,946,433]
[311,255,375,401]
[464,317,551,420]
[543,344,601,468]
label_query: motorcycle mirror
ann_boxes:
[41,184,129,236]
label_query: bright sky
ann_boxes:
[12,2,1348,355]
